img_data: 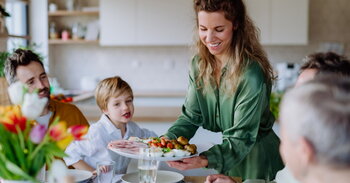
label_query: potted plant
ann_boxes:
[0,82,88,182]
[270,92,283,121]
[0,51,10,105]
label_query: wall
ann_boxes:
[49,45,192,91]
[48,0,350,91]
[264,0,350,63]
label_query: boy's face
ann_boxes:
[103,92,134,124]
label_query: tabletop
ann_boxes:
[184,176,242,183]
[88,175,242,183]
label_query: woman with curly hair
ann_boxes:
[165,0,284,180]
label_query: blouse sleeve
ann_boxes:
[201,64,270,173]
[164,58,202,140]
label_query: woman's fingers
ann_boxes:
[166,156,207,170]
[205,174,237,183]
[166,160,189,170]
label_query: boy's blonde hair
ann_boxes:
[95,76,133,111]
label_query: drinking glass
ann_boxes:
[96,160,115,183]
[138,148,159,183]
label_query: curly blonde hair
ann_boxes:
[193,0,275,93]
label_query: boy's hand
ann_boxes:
[92,170,97,176]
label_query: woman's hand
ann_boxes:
[205,174,237,183]
[166,155,208,170]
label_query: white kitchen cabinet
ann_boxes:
[100,0,137,45]
[245,0,309,45]
[245,0,271,44]
[100,0,194,46]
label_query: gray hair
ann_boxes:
[280,75,350,167]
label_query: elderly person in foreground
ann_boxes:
[206,75,350,183]
[279,75,350,183]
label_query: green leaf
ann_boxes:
[11,133,27,171]
[29,151,45,176]
[0,154,13,179]
[0,51,10,77]
[270,92,283,119]
[44,143,67,158]
[0,125,15,161]
[162,147,171,153]
[5,160,39,183]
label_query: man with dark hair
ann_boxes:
[295,52,350,86]
[4,48,89,128]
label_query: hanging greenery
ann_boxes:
[0,5,10,17]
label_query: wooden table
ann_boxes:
[184,176,242,183]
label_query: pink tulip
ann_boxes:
[30,124,47,144]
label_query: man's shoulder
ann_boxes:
[49,99,89,126]
[50,99,81,111]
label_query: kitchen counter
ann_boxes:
[74,92,185,122]
[76,104,182,122]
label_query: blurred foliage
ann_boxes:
[0,5,10,17]
[270,92,283,120]
[0,51,10,77]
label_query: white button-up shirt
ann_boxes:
[64,114,157,174]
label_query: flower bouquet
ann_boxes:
[0,82,88,182]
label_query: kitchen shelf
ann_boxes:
[8,34,31,40]
[49,39,99,45]
[48,10,99,16]
[76,104,181,122]
[134,91,186,97]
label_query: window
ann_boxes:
[5,0,29,51]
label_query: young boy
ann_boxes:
[64,76,157,174]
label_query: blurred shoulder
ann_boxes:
[49,99,82,112]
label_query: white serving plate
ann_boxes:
[46,169,93,183]
[122,170,184,183]
[108,146,197,161]
[67,169,93,182]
